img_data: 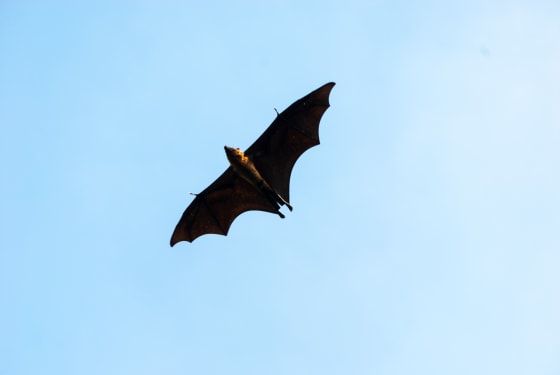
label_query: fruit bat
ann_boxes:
[170,82,335,245]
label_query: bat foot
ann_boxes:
[273,191,292,211]
[277,211,285,219]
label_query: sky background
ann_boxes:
[1,1,559,374]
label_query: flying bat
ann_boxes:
[170,82,335,245]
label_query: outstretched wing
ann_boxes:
[170,168,280,245]
[245,82,335,202]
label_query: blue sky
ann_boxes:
[1,1,559,374]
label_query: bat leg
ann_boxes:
[262,190,287,218]
[260,184,292,212]
[267,197,285,218]
[275,192,292,211]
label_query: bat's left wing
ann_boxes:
[245,82,335,202]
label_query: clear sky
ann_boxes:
[1,1,559,374]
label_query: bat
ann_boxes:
[170,82,335,245]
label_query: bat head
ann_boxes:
[224,146,247,165]
[224,145,242,157]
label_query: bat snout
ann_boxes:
[224,146,235,157]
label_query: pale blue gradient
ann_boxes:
[1,1,559,374]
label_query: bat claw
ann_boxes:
[278,211,285,219]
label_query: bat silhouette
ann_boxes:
[170,82,335,245]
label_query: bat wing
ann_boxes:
[170,167,281,245]
[245,82,335,202]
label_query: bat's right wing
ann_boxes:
[170,168,280,245]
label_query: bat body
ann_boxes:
[170,82,335,245]
[224,146,292,215]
